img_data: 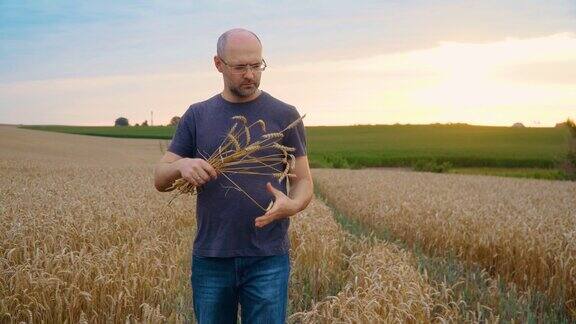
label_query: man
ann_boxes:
[153,28,313,323]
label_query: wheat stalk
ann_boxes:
[167,114,305,210]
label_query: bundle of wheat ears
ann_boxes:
[167,114,305,211]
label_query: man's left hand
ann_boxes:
[255,182,299,228]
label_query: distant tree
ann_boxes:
[115,117,129,127]
[169,116,181,126]
[135,123,140,127]
[555,122,567,128]
[566,118,576,137]
[141,120,149,127]
[512,122,525,128]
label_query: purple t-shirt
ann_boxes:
[168,90,307,257]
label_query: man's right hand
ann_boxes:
[154,152,218,192]
[176,158,218,187]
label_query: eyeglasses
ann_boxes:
[219,57,267,75]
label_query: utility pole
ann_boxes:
[150,110,154,126]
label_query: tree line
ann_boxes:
[114,116,180,127]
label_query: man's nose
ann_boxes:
[243,68,255,79]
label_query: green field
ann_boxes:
[21,124,571,178]
[21,125,175,139]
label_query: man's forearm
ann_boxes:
[288,178,313,213]
[154,161,181,192]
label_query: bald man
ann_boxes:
[153,28,313,323]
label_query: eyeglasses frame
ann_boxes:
[219,57,267,74]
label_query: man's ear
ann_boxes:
[214,56,223,73]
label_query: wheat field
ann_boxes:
[2,125,574,322]
[1,126,468,323]
[313,168,576,318]
[0,127,197,322]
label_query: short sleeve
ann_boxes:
[168,107,196,158]
[283,107,307,157]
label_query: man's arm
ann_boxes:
[154,151,218,192]
[254,155,313,228]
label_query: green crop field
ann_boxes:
[21,124,571,177]
[305,124,568,169]
[21,125,175,139]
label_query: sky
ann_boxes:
[0,1,575,127]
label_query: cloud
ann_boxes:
[493,61,576,84]
[2,0,575,82]
[1,0,575,127]
[2,32,575,126]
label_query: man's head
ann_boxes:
[214,28,264,99]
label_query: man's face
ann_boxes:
[215,36,263,98]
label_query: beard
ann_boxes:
[229,80,260,98]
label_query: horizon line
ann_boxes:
[6,121,571,129]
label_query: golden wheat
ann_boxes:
[168,114,305,209]
[0,161,196,322]
[288,199,463,323]
[1,126,468,322]
[313,168,576,317]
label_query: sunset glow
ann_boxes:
[1,1,574,127]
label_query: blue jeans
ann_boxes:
[191,253,290,324]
